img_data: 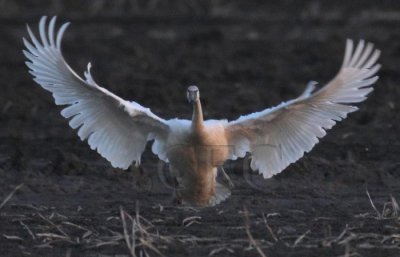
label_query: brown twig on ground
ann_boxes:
[243,207,267,257]
[0,183,23,209]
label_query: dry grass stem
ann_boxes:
[209,245,235,256]
[366,189,381,219]
[182,216,202,227]
[38,213,69,238]
[3,234,24,240]
[243,207,267,257]
[119,204,166,257]
[262,213,278,242]
[20,220,36,239]
[0,183,23,209]
[365,190,400,219]
[120,206,137,257]
[293,230,310,247]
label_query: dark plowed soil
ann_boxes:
[1,1,400,256]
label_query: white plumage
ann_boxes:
[24,16,380,206]
[24,17,169,170]
[226,40,380,178]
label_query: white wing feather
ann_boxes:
[227,39,380,178]
[24,16,169,169]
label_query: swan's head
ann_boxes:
[187,85,200,104]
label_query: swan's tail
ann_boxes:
[209,182,231,206]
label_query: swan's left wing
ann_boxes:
[226,40,380,178]
[23,16,169,169]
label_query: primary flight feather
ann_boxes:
[24,16,380,206]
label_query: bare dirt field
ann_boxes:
[1,1,400,256]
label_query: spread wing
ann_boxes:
[226,40,380,178]
[23,16,169,169]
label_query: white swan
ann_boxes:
[24,16,381,206]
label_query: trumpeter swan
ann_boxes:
[24,17,380,206]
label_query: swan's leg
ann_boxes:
[129,165,152,191]
[168,165,182,204]
[220,166,234,189]
[168,165,183,205]
[172,177,183,205]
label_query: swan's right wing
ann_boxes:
[226,40,380,178]
[24,16,169,169]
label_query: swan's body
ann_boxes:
[24,17,381,206]
[165,119,231,205]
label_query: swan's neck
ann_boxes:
[191,100,204,132]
